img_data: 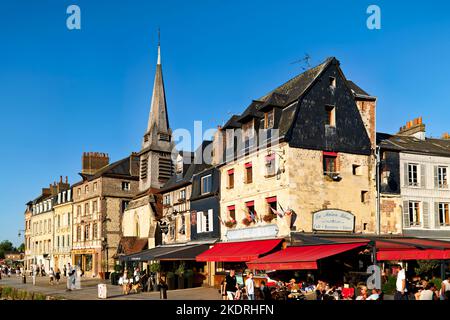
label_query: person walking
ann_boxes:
[440,275,450,300]
[32,265,36,286]
[55,268,61,284]
[225,269,239,300]
[394,264,408,300]
[49,267,55,285]
[245,272,255,300]
[63,264,67,277]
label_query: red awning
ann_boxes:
[247,241,369,270]
[227,205,235,211]
[323,151,338,157]
[245,201,254,207]
[245,162,252,168]
[375,239,450,261]
[266,196,277,203]
[227,169,234,175]
[196,239,283,262]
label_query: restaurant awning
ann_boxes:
[375,238,450,261]
[119,244,210,262]
[196,239,283,262]
[246,241,369,270]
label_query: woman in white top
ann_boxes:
[49,267,55,285]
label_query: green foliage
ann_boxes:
[0,240,15,259]
[174,262,186,276]
[382,276,397,295]
[17,243,25,253]
[414,260,440,276]
[166,271,175,278]
[34,293,46,300]
[429,277,442,289]
[114,264,123,273]
[149,262,161,273]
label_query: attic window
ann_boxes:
[264,110,274,129]
[325,105,336,127]
[329,76,336,88]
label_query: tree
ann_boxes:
[17,243,25,253]
[0,240,15,259]
[414,260,440,277]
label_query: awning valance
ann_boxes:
[375,238,450,261]
[247,241,369,270]
[196,239,283,262]
[119,244,209,262]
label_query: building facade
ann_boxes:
[71,152,139,277]
[379,118,450,241]
[52,186,73,271]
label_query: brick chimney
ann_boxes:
[398,117,426,140]
[82,152,110,175]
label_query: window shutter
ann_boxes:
[420,164,426,188]
[404,163,409,187]
[208,209,214,232]
[434,202,440,229]
[434,166,439,188]
[197,212,202,234]
[202,212,207,233]
[403,201,410,228]
[422,202,429,228]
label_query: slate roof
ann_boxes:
[347,80,376,100]
[115,237,148,257]
[222,115,241,129]
[377,132,450,157]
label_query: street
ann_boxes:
[0,275,222,300]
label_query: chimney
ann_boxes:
[442,132,450,140]
[82,152,110,175]
[397,117,426,140]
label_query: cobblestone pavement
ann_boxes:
[0,275,222,300]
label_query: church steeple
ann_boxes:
[143,31,171,149]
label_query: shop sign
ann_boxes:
[312,209,355,232]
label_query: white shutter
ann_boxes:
[208,209,214,232]
[434,166,439,188]
[420,164,426,188]
[202,212,207,233]
[403,201,410,228]
[404,163,409,187]
[197,211,202,234]
[422,202,429,228]
[434,202,441,229]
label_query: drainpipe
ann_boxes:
[375,146,381,235]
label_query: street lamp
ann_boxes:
[375,146,381,235]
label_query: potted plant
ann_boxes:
[242,216,254,226]
[225,219,237,228]
[166,271,176,290]
[263,214,276,223]
[185,269,194,288]
[175,263,185,289]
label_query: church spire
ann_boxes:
[143,30,170,148]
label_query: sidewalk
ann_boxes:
[0,275,221,300]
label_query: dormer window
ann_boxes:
[242,120,254,141]
[329,76,336,88]
[264,110,274,129]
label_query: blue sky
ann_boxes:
[1,0,450,246]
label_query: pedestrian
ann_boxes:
[394,264,408,300]
[440,275,450,300]
[356,286,368,300]
[55,268,61,284]
[49,267,55,285]
[245,272,255,300]
[419,283,437,300]
[260,280,272,301]
[225,269,239,300]
[66,263,75,291]
[32,265,36,286]
[63,264,67,277]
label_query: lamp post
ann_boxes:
[375,146,381,235]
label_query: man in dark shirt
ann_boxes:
[225,269,238,300]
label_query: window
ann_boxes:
[122,181,130,191]
[197,209,214,233]
[93,182,98,192]
[242,120,254,141]
[408,163,419,186]
[201,174,212,194]
[267,197,278,215]
[323,152,338,175]
[265,153,276,177]
[57,236,60,248]
[353,164,362,176]
[67,235,70,247]
[163,194,171,205]
[227,205,236,220]
[85,224,90,240]
[179,189,186,200]
[85,185,89,194]
[84,202,90,215]
[68,212,70,226]
[329,76,336,88]
[140,158,148,180]
[159,133,171,142]
[438,203,450,226]
[77,205,81,216]
[361,191,368,203]
[121,201,130,213]
[93,222,98,239]
[57,215,60,228]
[61,236,65,248]
[438,166,448,188]
[76,226,81,242]
[226,129,234,149]
[227,169,234,189]
[135,220,140,237]
[77,188,81,196]
[408,201,421,226]
[246,201,256,221]
[265,110,274,129]
[245,162,253,183]
[325,105,335,127]
[93,200,98,213]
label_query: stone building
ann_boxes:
[120,40,174,253]
[52,181,73,271]
[212,57,379,243]
[24,202,32,271]
[71,152,139,277]
[378,117,450,241]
